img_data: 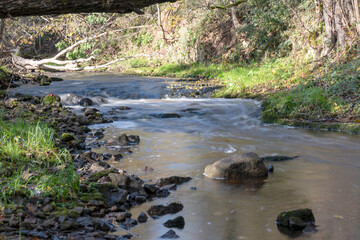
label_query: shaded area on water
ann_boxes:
[9,73,360,240]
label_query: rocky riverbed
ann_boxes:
[0,77,193,239]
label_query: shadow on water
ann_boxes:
[210,177,268,192]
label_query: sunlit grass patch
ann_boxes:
[0,117,79,205]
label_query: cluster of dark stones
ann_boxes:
[0,91,191,239]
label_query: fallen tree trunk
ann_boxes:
[42,54,151,71]
[11,26,150,71]
[0,0,177,18]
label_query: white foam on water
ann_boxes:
[89,120,137,129]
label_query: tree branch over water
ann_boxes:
[0,0,177,18]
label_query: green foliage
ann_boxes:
[85,14,108,25]
[135,32,153,47]
[66,42,95,60]
[237,0,295,58]
[262,56,360,127]
[0,118,80,205]
[55,40,67,51]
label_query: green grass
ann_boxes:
[0,117,80,205]
[122,54,360,133]
[262,57,360,131]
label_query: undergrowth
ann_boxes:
[124,53,360,133]
[0,116,80,206]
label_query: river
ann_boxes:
[10,73,360,240]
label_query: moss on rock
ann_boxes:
[42,94,61,105]
[276,208,315,230]
[88,169,117,182]
[79,191,105,203]
[60,133,75,142]
[53,208,80,218]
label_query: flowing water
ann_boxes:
[10,73,360,240]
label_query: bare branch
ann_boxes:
[54,25,150,59]
[42,54,151,71]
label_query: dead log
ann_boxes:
[0,0,177,18]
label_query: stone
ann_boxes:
[80,98,93,106]
[73,207,84,215]
[115,106,131,110]
[42,94,61,105]
[42,204,54,212]
[276,208,315,231]
[84,108,99,116]
[94,130,105,138]
[156,188,170,198]
[147,202,184,217]
[76,216,94,227]
[59,220,77,230]
[22,230,49,239]
[88,163,112,175]
[143,184,159,194]
[9,215,20,227]
[93,183,127,207]
[50,77,64,82]
[267,164,274,173]
[160,230,179,239]
[156,176,192,187]
[60,133,76,142]
[63,93,83,105]
[122,218,137,229]
[4,98,18,109]
[108,173,130,188]
[261,155,299,161]
[128,135,140,144]
[117,134,131,146]
[42,218,56,228]
[204,152,268,179]
[111,154,123,161]
[163,216,185,229]
[151,113,181,119]
[110,212,131,221]
[137,212,148,223]
[135,195,146,204]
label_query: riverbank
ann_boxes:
[0,78,191,239]
[122,54,360,134]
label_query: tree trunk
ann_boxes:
[322,0,360,56]
[230,1,241,29]
[0,0,176,18]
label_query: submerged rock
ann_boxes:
[107,134,140,147]
[147,202,184,217]
[276,208,315,231]
[163,216,185,229]
[137,212,148,223]
[150,113,181,119]
[204,152,268,179]
[79,98,93,106]
[156,176,192,187]
[160,230,179,239]
[84,108,99,116]
[261,155,299,161]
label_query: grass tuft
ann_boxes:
[0,116,80,206]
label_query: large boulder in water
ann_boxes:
[204,152,268,179]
